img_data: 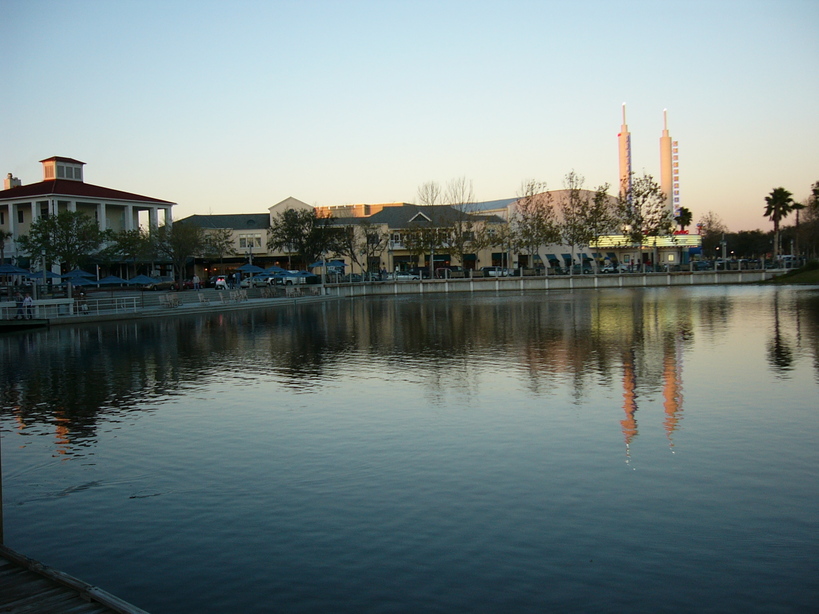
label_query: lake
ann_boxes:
[1,285,818,613]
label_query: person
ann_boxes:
[14,291,24,319]
[192,274,200,290]
[22,293,34,320]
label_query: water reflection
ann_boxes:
[2,287,818,454]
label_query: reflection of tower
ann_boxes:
[662,333,684,450]
[659,109,680,214]
[618,103,632,197]
[621,350,638,463]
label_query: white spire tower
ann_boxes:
[618,103,632,197]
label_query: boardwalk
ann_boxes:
[0,546,149,614]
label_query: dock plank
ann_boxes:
[0,546,149,614]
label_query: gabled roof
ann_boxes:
[177,213,270,230]
[0,179,174,204]
[363,204,504,229]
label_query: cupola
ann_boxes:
[40,156,85,182]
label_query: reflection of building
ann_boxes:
[0,157,175,268]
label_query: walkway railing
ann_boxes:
[1,297,140,320]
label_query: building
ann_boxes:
[0,156,174,268]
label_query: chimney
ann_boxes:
[3,173,21,190]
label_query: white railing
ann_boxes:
[1,296,139,320]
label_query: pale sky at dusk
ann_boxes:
[2,0,817,231]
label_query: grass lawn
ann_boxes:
[767,262,819,285]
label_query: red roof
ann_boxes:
[0,179,174,205]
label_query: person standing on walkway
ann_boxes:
[192,274,200,290]
[22,293,34,319]
[14,291,24,319]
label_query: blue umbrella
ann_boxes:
[62,268,95,279]
[265,265,287,274]
[0,264,30,275]
[128,274,157,285]
[96,275,131,285]
[28,270,62,279]
[237,263,265,273]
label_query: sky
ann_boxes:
[1,0,817,231]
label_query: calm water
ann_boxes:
[1,286,818,613]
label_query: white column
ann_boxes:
[149,207,159,229]
[68,200,77,212]
[125,205,134,231]
[98,203,107,231]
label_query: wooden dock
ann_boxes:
[0,545,150,614]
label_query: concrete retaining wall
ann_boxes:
[326,270,773,298]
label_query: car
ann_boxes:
[143,276,175,291]
[481,266,510,277]
[435,266,465,279]
[213,275,228,290]
[408,267,432,279]
[269,271,320,286]
[393,271,420,281]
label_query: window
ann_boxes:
[0,211,4,225]
[18,209,24,224]
[57,166,66,178]
[239,234,262,249]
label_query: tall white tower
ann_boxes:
[659,109,677,214]
[618,103,632,197]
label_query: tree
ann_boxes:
[415,181,445,278]
[152,222,206,283]
[103,228,153,277]
[267,208,339,269]
[511,180,560,271]
[617,172,676,267]
[764,187,795,259]
[332,219,389,275]
[203,227,236,275]
[16,210,108,271]
[583,183,616,267]
[675,206,693,232]
[561,171,593,274]
[697,211,728,258]
[0,229,12,265]
[443,177,479,270]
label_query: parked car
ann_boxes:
[213,275,228,290]
[143,276,175,291]
[393,271,420,281]
[435,266,465,279]
[600,263,627,274]
[269,271,320,286]
[409,267,432,279]
[481,266,510,277]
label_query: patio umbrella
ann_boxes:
[28,270,62,279]
[265,265,287,274]
[62,268,95,279]
[128,274,156,285]
[96,275,131,285]
[237,263,265,273]
[0,264,30,275]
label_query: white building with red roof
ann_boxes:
[1,156,174,264]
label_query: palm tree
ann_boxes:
[675,206,693,232]
[764,187,795,260]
